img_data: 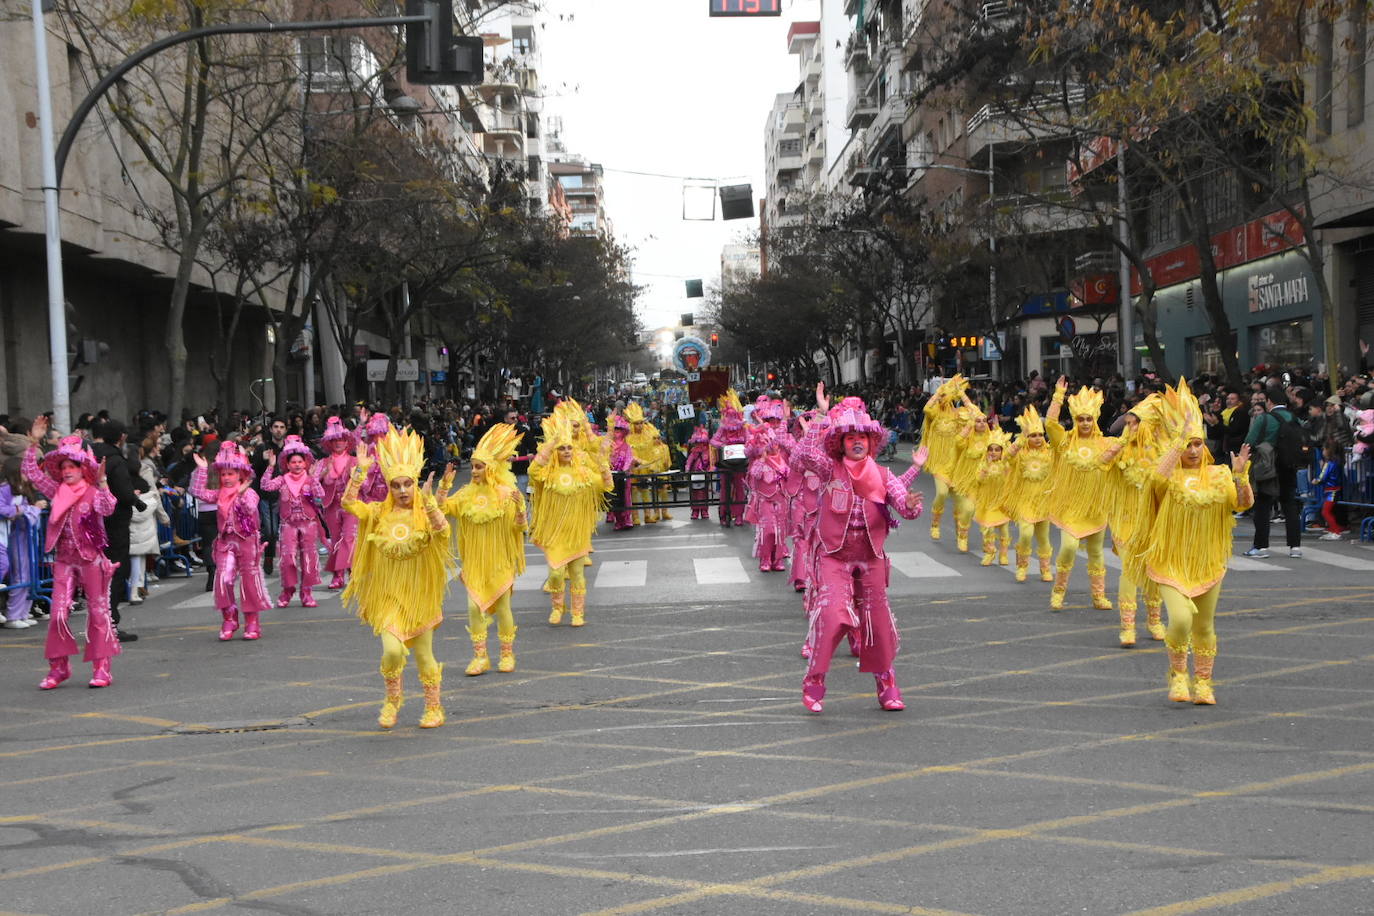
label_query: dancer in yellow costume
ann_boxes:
[1003,407,1056,583]
[440,423,527,677]
[343,428,455,730]
[1144,381,1253,705]
[971,428,1012,566]
[530,413,613,626]
[950,409,992,553]
[647,425,675,520]
[624,402,659,524]
[920,375,968,541]
[1044,377,1119,611]
[1106,395,1166,647]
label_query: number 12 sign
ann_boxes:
[710,0,782,15]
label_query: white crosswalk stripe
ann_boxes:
[694,556,752,584]
[594,559,648,588]
[888,551,962,578]
[1294,546,1374,572]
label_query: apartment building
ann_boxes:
[547,157,608,238]
[476,0,550,215]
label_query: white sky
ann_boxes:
[536,0,823,332]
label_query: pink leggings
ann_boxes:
[46,557,120,662]
[804,551,897,676]
[279,520,322,590]
[213,534,272,614]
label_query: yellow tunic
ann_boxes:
[1002,442,1054,523]
[1107,439,1162,581]
[1045,423,1119,538]
[1145,464,1251,597]
[922,398,963,485]
[627,427,657,474]
[529,454,610,569]
[343,490,454,641]
[972,460,1012,526]
[444,482,526,613]
[951,426,991,496]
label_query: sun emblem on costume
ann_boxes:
[1077,446,1093,461]
[391,522,412,540]
[558,472,574,488]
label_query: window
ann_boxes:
[299,36,377,89]
[1148,189,1180,248]
[559,174,584,189]
[1041,163,1067,193]
[1251,319,1314,368]
[1201,172,1237,226]
[1189,336,1224,376]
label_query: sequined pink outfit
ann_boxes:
[608,437,635,530]
[191,468,272,627]
[314,452,358,577]
[684,443,712,519]
[709,422,748,525]
[745,425,796,571]
[260,466,325,597]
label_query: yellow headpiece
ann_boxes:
[540,413,574,449]
[1126,393,1163,448]
[556,398,588,428]
[1066,385,1104,420]
[375,427,425,483]
[718,389,743,414]
[986,428,1011,451]
[1161,379,1206,442]
[472,422,521,467]
[937,374,968,404]
[1015,406,1045,436]
[624,401,645,424]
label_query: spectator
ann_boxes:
[90,418,146,640]
[1243,385,1302,559]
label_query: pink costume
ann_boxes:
[786,412,824,592]
[684,427,712,520]
[710,406,748,526]
[608,415,635,530]
[744,403,797,572]
[359,413,393,503]
[190,442,272,641]
[22,440,120,689]
[796,397,925,713]
[261,435,325,608]
[312,417,358,588]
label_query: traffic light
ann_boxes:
[710,332,719,346]
[766,372,777,383]
[406,0,484,85]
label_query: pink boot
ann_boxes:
[275,587,294,608]
[875,669,905,711]
[39,657,71,690]
[242,611,261,640]
[802,673,826,713]
[329,573,346,590]
[301,588,317,608]
[89,659,112,689]
[219,608,239,641]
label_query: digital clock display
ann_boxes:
[710,0,782,16]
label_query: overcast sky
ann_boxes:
[536,0,823,333]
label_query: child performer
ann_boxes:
[710,390,749,528]
[441,424,527,676]
[22,421,119,688]
[950,409,992,553]
[261,435,325,608]
[358,410,393,503]
[795,386,926,713]
[313,416,357,589]
[648,425,675,521]
[1003,408,1056,583]
[606,414,635,531]
[1106,397,1165,647]
[191,442,273,641]
[745,404,793,572]
[343,428,454,729]
[1044,378,1117,611]
[1145,381,1253,705]
[624,402,657,525]
[684,426,713,520]
[530,414,612,627]
[972,428,1012,566]
[919,375,967,541]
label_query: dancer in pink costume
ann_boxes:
[261,435,325,608]
[684,426,713,520]
[796,385,927,713]
[358,410,393,503]
[22,419,120,689]
[785,409,823,593]
[744,400,796,572]
[190,442,272,641]
[607,414,635,530]
[313,417,357,589]
[710,390,749,527]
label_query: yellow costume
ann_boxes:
[647,425,674,520]
[624,402,660,524]
[1144,381,1254,705]
[442,424,527,677]
[1003,407,1056,582]
[1106,395,1165,646]
[343,428,454,729]
[530,414,613,626]
[950,413,991,553]
[920,375,968,540]
[971,428,1012,566]
[1045,384,1119,610]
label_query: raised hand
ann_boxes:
[30,415,49,443]
[97,457,107,486]
[354,439,372,472]
[441,461,457,491]
[815,381,829,413]
[1231,443,1251,474]
[192,452,208,470]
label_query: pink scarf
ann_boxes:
[217,482,241,513]
[329,453,351,479]
[843,456,885,504]
[766,451,787,475]
[48,479,88,535]
[284,470,308,499]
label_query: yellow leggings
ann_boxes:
[1055,529,1106,571]
[932,478,950,517]
[954,492,974,529]
[1118,569,1160,611]
[1159,583,1219,652]
[546,559,588,595]
[467,591,516,642]
[1017,520,1052,557]
[380,628,440,680]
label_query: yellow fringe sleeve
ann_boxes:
[343,495,455,640]
[923,401,963,484]
[1145,466,1237,597]
[951,427,990,495]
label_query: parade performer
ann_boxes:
[1144,381,1253,705]
[1003,407,1056,583]
[971,428,1012,567]
[191,442,273,641]
[343,428,454,729]
[441,424,527,676]
[313,416,357,589]
[796,385,926,713]
[684,425,713,520]
[1044,378,1117,611]
[260,435,325,609]
[530,413,612,627]
[358,410,393,503]
[22,423,119,688]
[1106,397,1167,647]
[606,413,635,531]
[919,375,967,541]
[786,409,824,593]
[744,404,793,572]
[710,390,749,527]
[648,425,675,521]
[950,409,992,553]
[624,402,659,524]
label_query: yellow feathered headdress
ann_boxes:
[1016,406,1045,436]
[1067,385,1104,419]
[472,422,521,485]
[540,412,574,449]
[556,398,588,430]
[375,427,425,482]
[937,374,968,404]
[718,389,743,414]
[624,401,645,424]
[986,427,1012,451]
[1159,379,1206,443]
[1126,393,1164,449]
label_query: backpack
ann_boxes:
[1272,409,1307,469]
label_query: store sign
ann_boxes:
[366,359,420,382]
[1247,271,1311,313]
[1131,208,1306,295]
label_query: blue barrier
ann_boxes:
[1336,449,1374,542]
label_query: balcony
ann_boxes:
[990,193,1089,236]
[847,92,878,129]
[869,93,907,145]
[781,102,804,137]
[481,107,523,137]
[805,50,823,84]
[806,138,824,165]
[1074,250,1116,274]
[973,1,1016,32]
[807,88,824,117]
[965,89,1083,160]
[845,32,870,71]
[775,138,804,173]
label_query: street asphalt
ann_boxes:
[3,460,1373,916]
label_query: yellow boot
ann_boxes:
[548,589,565,625]
[1192,641,1217,705]
[498,637,516,673]
[1088,564,1112,610]
[956,521,970,553]
[980,532,996,567]
[998,531,1010,566]
[418,665,446,728]
[1118,600,1137,648]
[465,637,490,676]
[1039,551,1053,582]
[929,507,943,541]
[1014,550,1029,583]
[1145,598,1166,641]
[1166,643,1191,703]
[570,592,586,627]
[378,671,404,729]
[1049,567,1071,610]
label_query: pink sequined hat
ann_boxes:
[277,434,315,470]
[363,412,392,442]
[611,414,630,432]
[213,441,253,474]
[823,397,885,458]
[40,434,99,483]
[688,425,710,445]
[319,416,355,449]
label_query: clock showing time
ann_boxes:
[709,0,782,16]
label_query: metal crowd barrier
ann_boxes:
[617,470,748,513]
[1337,448,1374,541]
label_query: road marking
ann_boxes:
[693,556,751,585]
[1226,556,1289,571]
[172,592,217,610]
[595,560,647,588]
[515,564,549,591]
[1294,545,1374,571]
[888,551,962,578]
